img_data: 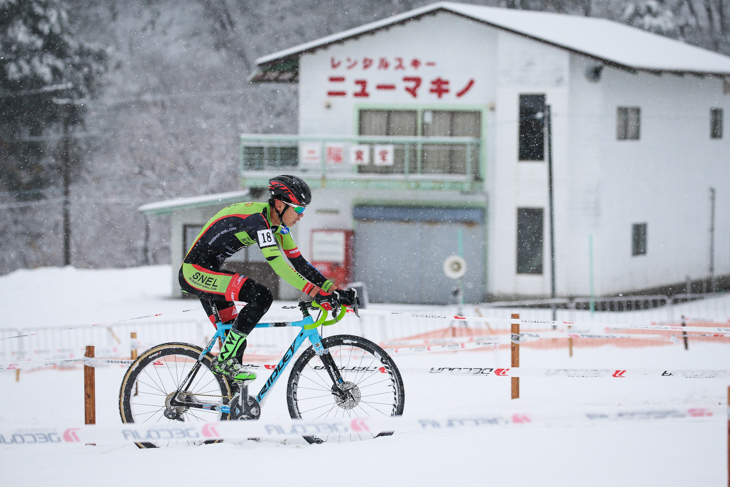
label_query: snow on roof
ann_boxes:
[138,190,250,216]
[254,1,730,77]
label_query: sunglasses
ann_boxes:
[283,200,306,214]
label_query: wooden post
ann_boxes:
[568,325,574,358]
[84,346,96,425]
[511,313,520,399]
[15,369,20,382]
[130,332,138,360]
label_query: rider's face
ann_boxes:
[276,200,304,227]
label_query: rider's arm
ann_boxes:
[275,230,334,293]
[248,217,331,297]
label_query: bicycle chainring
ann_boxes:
[229,394,261,420]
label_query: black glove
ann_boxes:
[314,291,341,314]
[334,288,360,307]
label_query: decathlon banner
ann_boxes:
[426,366,730,379]
[0,406,723,446]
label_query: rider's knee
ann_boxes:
[240,279,273,311]
[256,283,274,312]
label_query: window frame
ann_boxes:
[632,223,647,256]
[516,207,544,275]
[617,106,641,141]
[518,94,546,161]
[183,224,204,256]
[711,108,723,139]
[357,108,481,177]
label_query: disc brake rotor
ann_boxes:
[332,381,361,409]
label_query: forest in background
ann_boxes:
[1,0,729,274]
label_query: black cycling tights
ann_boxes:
[198,278,273,361]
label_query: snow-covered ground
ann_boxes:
[1,266,729,486]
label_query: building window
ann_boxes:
[632,223,647,256]
[358,109,480,177]
[617,107,640,140]
[358,109,417,175]
[518,94,545,161]
[183,224,203,255]
[517,208,543,274]
[422,110,481,176]
[711,108,723,139]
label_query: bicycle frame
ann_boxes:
[170,303,348,416]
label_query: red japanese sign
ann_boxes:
[326,56,475,100]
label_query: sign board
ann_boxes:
[312,231,346,264]
[373,145,394,166]
[325,143,346,164]
[300,142,321,165]
[350,145,370,165]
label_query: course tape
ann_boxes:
[0,405,723,446]
[352,309,730,336]
[0,309,201,341]
[3,355,729,381]
[4,306,728,343]
[0,328,687,372]
[427,366,730,379]
[387,340,500,355]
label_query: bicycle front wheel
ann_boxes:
[286,334,405,444]
[118,342,232,448]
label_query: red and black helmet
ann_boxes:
[268,175,312,206]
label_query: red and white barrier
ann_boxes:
[350,309,730,335]
[0,405,723,446]
[426,366,730,379]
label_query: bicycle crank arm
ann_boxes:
[228,382,261,420]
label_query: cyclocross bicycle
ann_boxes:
[118,300,405,448]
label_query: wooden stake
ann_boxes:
[15,369,20,382]
[568,325,574,358]
[84,346,96,425]
[130,332,138,360]
[511,313,520,399]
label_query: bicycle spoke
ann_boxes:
[120,343,231,447]
[287,334,404,444]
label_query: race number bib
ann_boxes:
[257,229,276,247]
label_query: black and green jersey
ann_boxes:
[181,202,333,300]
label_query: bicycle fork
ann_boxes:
[318,350,352,402]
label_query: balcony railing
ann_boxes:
[239,134,482,191]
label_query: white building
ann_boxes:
[144,2,730,304]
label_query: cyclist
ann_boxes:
[178,175,357,382]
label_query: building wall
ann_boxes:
[299,12,497,136]
[562,55,604,297]
[487,30,570,299]
[282,186,487,302]
[596,68,730,294]
[290,12,730,301]
[297,12,496,301]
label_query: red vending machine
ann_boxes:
[310,229,354,289]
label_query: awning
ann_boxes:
[138,190,250,216]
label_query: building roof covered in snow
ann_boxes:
[250,1,730,82]
[138,190,250,216]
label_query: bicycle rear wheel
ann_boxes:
[286,334,405,444]
[118,342,232,448]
